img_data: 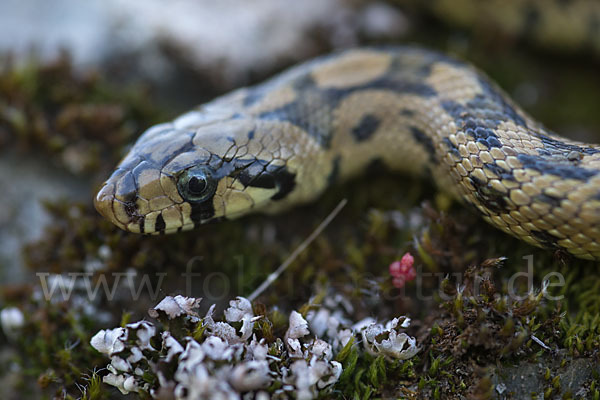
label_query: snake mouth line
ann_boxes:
[94,185,221,234]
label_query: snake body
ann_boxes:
[95,47,600,260]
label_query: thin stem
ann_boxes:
[247,198,348,302]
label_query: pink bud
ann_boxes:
[400,252,414,268]
[389,261,401,276]
[389,252,416,287]
[392,276,406,289]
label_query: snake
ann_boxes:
[94,46,600,260]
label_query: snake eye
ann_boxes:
[177,166,217,203]
[188,176,207,195]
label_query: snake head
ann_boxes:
[95,110,299,234]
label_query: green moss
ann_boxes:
[0,53,165,176]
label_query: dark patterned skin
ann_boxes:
[95,47,600,260]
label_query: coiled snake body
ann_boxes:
[95,47,600,260]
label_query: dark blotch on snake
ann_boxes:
[530,230,560,249]
[442,138,461,160]
[484,162,515,181]
[468,175,510,214]
[475,79,528,128]
[141,131,196,167]
[410,126,436,162]
[517,153,598,181]
[365,79,437,97]
[234,159,296,200]
[236,159,276,189]
[352,114,381,142]
[442,95,527,134]
[536,133,600,156]
[536,193,562,208]
[259,93,334,148]
[260,71,437,148]
[190,201,216,225]
[115,172,137,203]
[466,126,503,149]
[155,214,166,233]
[270,165,296,201]
[239,170,276,189]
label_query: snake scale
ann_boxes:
[94,46,600,260]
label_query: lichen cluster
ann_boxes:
[89,295,417,399]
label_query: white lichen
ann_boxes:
[0,306,25,339]
[103,372,143,395]
[162,331,184,362]
[360,317,418,360]
[285,310,310,358]
[150,295,201,320]
[229,360,271,391]
[127,320,156,351]
[287,311,310,339]
[91,294,416,399]
[90,327,127,356]
[282,358,342,400]
[224,296,259,341]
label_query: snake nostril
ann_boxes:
[124,201,137,217]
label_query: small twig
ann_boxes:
[530,334,550,351]
[247,198,348,301]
